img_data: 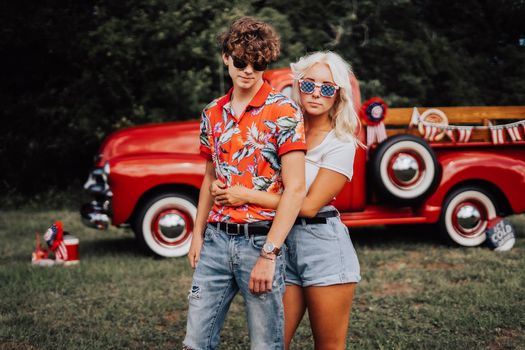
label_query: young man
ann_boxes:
[183,17,306,350]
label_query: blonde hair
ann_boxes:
[291,51,361,146]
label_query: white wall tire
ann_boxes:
[371,134,440,204]
[440,187,497,247]
[134,193,196,257]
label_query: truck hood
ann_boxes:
[95,121,201,166]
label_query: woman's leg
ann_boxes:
[304,283,356,350]
[283,284,306,350]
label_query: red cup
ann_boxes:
[63,235,80,265]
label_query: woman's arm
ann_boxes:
[298,168,347,217]
[212,168,347,218]
[211,181,281,209]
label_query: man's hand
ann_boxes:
[187,232,204,269]
[249,256,276,294]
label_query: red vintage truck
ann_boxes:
[81,68,525,257]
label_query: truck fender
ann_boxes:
[109,154,206,225]
[424,151,525,214]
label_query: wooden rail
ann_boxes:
[383,106,525,142]
[386,106,525,126]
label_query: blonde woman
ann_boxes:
[212,51,361,349]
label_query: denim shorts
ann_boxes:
[183,223,286,350]
[285,206,361,287]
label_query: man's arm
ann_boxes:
[187,160,216,268]
[248,150,306,293]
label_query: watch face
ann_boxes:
[263,242,275,253]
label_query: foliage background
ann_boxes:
[1,0,524,197]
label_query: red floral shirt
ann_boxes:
[200,82,306,223]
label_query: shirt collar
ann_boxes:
[248,81,272,107]
[216,81,273,111]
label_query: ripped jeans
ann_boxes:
[183,224,286,350]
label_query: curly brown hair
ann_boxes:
[218,16,280,66]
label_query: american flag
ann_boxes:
[410,107,421,127]
[490,125,506,145]
[423,125,441,141]
[54,241,68,261]
[457,127,473,143]
[506,124,523,142]
[445,127,456,142]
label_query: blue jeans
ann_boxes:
[183,223,286,350]
[286,206,361,286]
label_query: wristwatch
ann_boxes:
[262,241,281,256]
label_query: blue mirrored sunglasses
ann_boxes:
[298,79,339,97]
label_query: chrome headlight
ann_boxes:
[83,162,112,197]
[103,161,110,176]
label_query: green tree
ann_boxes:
[1,0,524,196]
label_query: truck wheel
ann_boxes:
[371,134,439,204]
[439,187,497,247]
[134,192,196,257]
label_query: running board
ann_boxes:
[340,205,432,227]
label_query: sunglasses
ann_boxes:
[231,56,268,71]
[298,79,340,98]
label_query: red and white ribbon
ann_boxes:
[367,124,387,146]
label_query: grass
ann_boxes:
[1,208,524,349]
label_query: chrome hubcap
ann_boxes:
[392,153,419,184]
[158,213,186,241]
[456,205,481,231]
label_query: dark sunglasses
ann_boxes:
[298,79,340,98]
[231,56,268,71]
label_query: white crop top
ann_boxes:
[305,130,356,191]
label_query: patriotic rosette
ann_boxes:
[360,98,388,146]
[43,220,68,261]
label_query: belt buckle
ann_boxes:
[226,223,241,235]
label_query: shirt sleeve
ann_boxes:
[199,109,212,160]
[276,101,307,157]
[320,140,356,181]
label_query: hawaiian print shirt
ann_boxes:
[200,82,306,223]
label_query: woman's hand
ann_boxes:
[210,179,226,196]
[214,184,250,206]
